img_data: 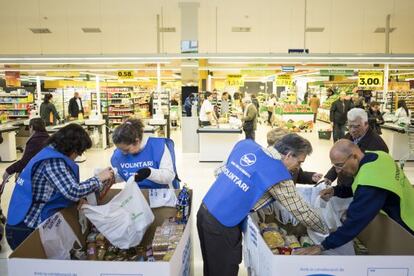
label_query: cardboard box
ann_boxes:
[8,190,193,276]
[243,214,414,276]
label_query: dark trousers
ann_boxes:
[185,106,192,117]
[313,113,317,123]
[244,129,255,141]
[197,204,242,276]
[200,121,211,127]
[333,123,346,142]
[6,222,35,250]
[267,111,273,125]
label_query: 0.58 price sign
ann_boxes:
[117,71,134,79]
[358,71,383,88]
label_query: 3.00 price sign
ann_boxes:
[358,71,383,87]
[117,71,134,79]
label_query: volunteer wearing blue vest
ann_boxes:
[5,124,115,250]
[111,118,179,189]
[295,139,414,255]
[198,134,328,276]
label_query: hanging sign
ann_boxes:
[276,74,292,86]
[46,71,80,77]
[117,71,134,79]
[5,71,21,87]
[226,74,244,87]
[358,71,383,87]
[320,70,354,76]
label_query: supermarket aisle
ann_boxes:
[0,123,414,276]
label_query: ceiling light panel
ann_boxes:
[30,28,51,34]
[82,28,102,33]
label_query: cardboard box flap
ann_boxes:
[359,213,414,255]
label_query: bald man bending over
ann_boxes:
[295,139,414,255]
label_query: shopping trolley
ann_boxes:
[399,122,414,170]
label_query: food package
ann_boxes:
[285,235,301,248]
[300,236,314,248]
[261,223,284,249]
[152,219,185,261]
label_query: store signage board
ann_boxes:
[46,71,80,77]
[320,70,354,76]
[240,70,275,76]
[5,71,21,87]
[226,74,244,87]
[276,74,292,86]
[358,71,383,87]
[117,70,134,79]
[281,66,295,72]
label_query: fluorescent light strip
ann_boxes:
[0,68,182,72]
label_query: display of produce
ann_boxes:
[273,118,313,133]
[321,94,339,109]
[275,104,312,114]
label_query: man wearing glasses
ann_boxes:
[295,139,414,255]
[322,108,388,198]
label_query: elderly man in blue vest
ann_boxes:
[197,134,328,276]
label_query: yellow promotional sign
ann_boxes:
[358,71,383,87]
[117,70,134,79]
[276,74,292,86]
[226,74,244,87]
[46,71,80,77]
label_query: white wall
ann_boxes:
[0,0,413,55]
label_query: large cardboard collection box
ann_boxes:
[244,213,414,276]
[8,189,193,276]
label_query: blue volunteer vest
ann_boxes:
[7,146,80,226]
[111,137,180,189]
[203,140,292,227]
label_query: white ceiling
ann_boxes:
[0,0,413,55]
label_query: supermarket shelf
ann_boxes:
[0,109,28,111]
[8,115,29,118]
[317,119,331,124]
[0,94,29,98]
[108,115,127,118]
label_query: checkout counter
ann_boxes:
[382,123,413,161]
[197,125,243,162]
[0,124,20,162]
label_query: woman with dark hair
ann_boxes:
[5,124,114,250]
[111,118,179,189]
[396,100,411,125]
[40,94,60,126]
[1,118,49,190]
[367,101,384,134]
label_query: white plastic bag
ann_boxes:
[149,189,177,208]
[39,213,81,260]
[81,176,155,249]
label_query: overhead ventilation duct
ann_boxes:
[82,28,102,33]
[29,28,51,34]
[232,27,251,32]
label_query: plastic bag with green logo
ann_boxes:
[81,176,154,249]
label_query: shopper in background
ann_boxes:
[266,94,277,125]
[1,118,49,194]
[296,139,414,255]
[68,92,84,119]
[251,94,260,111]
[5,124,114,250]
[184,94,195,117]
[351,93,365,109]
[242,98,258,140]
[111,118,179,189]
[362,90,373,105]
[198,134,328,276]
[326,88,334,99]
[303,91,309,104]
[40,94,61,126]
[308,94,320,123]
[217,91,232,118]
[323,108,389,197]
[266,128,323,184]
[199,91,218,126]
[395,100,411,125]
[330,92,353,142]
[367,101,385,135]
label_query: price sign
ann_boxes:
[358,71,383,87]
[226,74,244,87]
[117,71,134,79]
[276,74,292,86]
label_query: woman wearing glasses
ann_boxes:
[110,118,179,189]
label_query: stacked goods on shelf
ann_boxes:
[0,89,33,120]
[153,90,170,116]
[273,104,313,132]
[106,87,135,126]
[132,88,151,119]
[321,94,339,109]
[386,90,414,114]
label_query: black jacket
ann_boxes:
[325,127,389,189]
[330,99,353,125]
[68,97,84,118]
[367,108,385,135]
[6,131,49,175]
[292,168,316,185]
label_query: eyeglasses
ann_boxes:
[347,124,362,129]
[332,154,353,171]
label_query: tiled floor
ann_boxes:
[1,122,413,275]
